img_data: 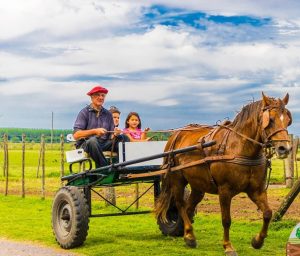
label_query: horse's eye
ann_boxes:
[269,117,274,124]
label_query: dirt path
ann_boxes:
[197,185,300,220]
[0,238,79,256]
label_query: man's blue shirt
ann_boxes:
[73,105,114,147]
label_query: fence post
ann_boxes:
[41,134,45,200]
[105,187,116,206]
[273,177,300,222]
[2,134,5,177]
[60,134,64,185]
[293,137,299,180]
[285,134,294,188]
[135,183,139,209]
[36,141,43,178]
[22,134,26,198]
[3,134,8,196]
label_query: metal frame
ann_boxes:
[61,140,215,218]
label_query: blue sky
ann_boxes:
[0,0,300,135]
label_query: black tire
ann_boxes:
[157,203,184,237]
[157,187,196,237]
[52,186,89,249]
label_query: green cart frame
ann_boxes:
[51,140,215,249]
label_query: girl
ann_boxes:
[123,112,150,142]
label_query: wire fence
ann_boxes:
[1,133,66,199]
[0,133,138,207]
[1,133,299,203]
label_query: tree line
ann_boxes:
[0,128,170,143]
[0,128,72,143]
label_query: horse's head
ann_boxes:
[261,92,292,159]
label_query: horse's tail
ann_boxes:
[154,174,173,223]
[155,131,180,222]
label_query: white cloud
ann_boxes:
[0,0,143,40]
[0,1,300,134]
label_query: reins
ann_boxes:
[216,123,265,148]
[104,124,214,134]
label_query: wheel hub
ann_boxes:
[58,203,72,235]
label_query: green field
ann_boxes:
[0,194,296,256]
[0,142,292,197]
[0,143,298,255]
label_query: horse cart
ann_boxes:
[51,139,216,249]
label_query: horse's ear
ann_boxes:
[262,92,271,107]
[262,110,270,128]
[282,93,289,105]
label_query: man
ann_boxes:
[73,85,128,168]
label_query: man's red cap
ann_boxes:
[87,86,108,96]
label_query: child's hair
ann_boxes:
[125,112,142,129]
[109,106,121,114]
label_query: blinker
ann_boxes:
[262,109,270,129]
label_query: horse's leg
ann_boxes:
[219,188,238,256]
[247,190,272,249]
[185,188,204,222]
[172,179,197,248]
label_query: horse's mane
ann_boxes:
[230,100,262,130]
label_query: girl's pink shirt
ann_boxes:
[123,128,143,140]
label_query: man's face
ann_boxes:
[91,92,106,108]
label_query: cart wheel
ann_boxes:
[157,203,184,237]
[52,186,89,249]
[157,187,196,237]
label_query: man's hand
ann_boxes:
[94,128,107,136]
[113,127,122,136]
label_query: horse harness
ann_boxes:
[127,122,274,190]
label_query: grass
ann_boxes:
[0,143,296,198]
[0,194,296,256]
[0,143,299,255]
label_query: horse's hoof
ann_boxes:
[251,236,264,249]
[225,251,238,256]
[184,237,197,248]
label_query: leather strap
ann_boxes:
[125,155,235,179]
[125,154,266,179]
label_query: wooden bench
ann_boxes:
[65,133,167,172]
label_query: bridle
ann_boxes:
[260,106,290,146]
[217,105,290,152]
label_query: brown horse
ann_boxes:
[155,93,292,256]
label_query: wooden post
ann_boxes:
[285,134,294,188]
[60,134,64,185]
[135,183,139,209]
[105,187,116,206]
[2,134,6,177]
[36,144,42,178]
[293,137,299,180]
[21,134,26,198]
[41,134,45,200]
[273,177,300,222]
[51,111,54,148]
[3,134,8,196]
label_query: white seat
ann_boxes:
[65,135,166,167]
[65,148,88,163]
[118,141,167,167]
[65,134,118,164]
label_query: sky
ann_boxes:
[0,0,300,135]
